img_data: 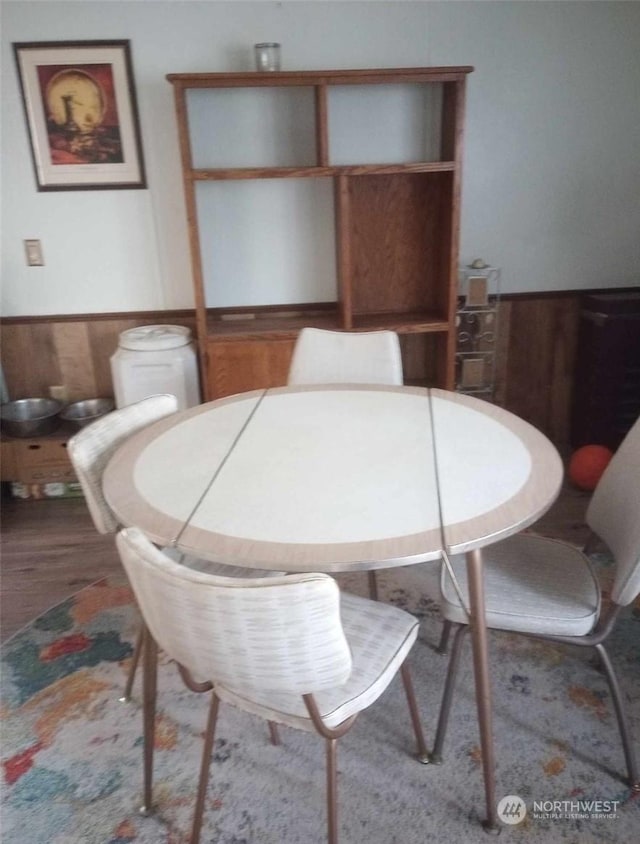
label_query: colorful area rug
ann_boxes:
[1,555,638,844]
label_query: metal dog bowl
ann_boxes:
[0,398,64,438]
[59,397,115,429]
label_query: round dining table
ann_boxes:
[103,384,563,829]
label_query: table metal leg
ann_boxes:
[141,625,157,816]
[465,548,499,832]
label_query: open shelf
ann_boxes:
[205,307,450,342]
[207,306,341,341]
[351,311,450,334]
[168,66,473,398]
[192,161,456,181]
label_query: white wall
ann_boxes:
[1,1,639,317]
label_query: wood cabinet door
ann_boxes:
[206,338,296,399]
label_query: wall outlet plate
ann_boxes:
[24,239,44,266]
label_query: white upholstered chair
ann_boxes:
[430,416,640,791]
[68,394,178,537]
[67,394,280,702]
[116,526,429,844]
[288,327,403,388]
[288,327,403,600]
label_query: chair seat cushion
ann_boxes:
[440,534,600,637]
[215,592,419,731]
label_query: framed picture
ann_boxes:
[13,40,146,191]
[465,275,489,308]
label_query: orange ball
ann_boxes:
[568,445,613,491]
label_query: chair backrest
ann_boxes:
[67,394,179,535]
[587,415,640,606]
[287,327,403,386]
[116,526,352,695]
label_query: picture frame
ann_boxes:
[465,275,489,308]
[13,40,146,191]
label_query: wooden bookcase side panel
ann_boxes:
[335,174,353,329]
[439,211,457,389]
[441,79,467,388]
[315,84,329,167]
[173,83,211,387]
[441,80,463,162]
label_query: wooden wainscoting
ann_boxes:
[1,291,628,449]
[494,294,581,447]
[1,311,197,403]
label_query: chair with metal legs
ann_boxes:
[68,394,283,705]
[287,327,404,389]
[429,416,640,791]
[116,525,430,844]
[288,327,405,601]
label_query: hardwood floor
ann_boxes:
[0,495,122,641]
[0,481,591,643]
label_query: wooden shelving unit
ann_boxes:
[167,66,473,399]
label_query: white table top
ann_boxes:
[103,385,563,572]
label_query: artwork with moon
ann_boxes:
[37,63,123,165]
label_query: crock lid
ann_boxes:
[118,325,192,351]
